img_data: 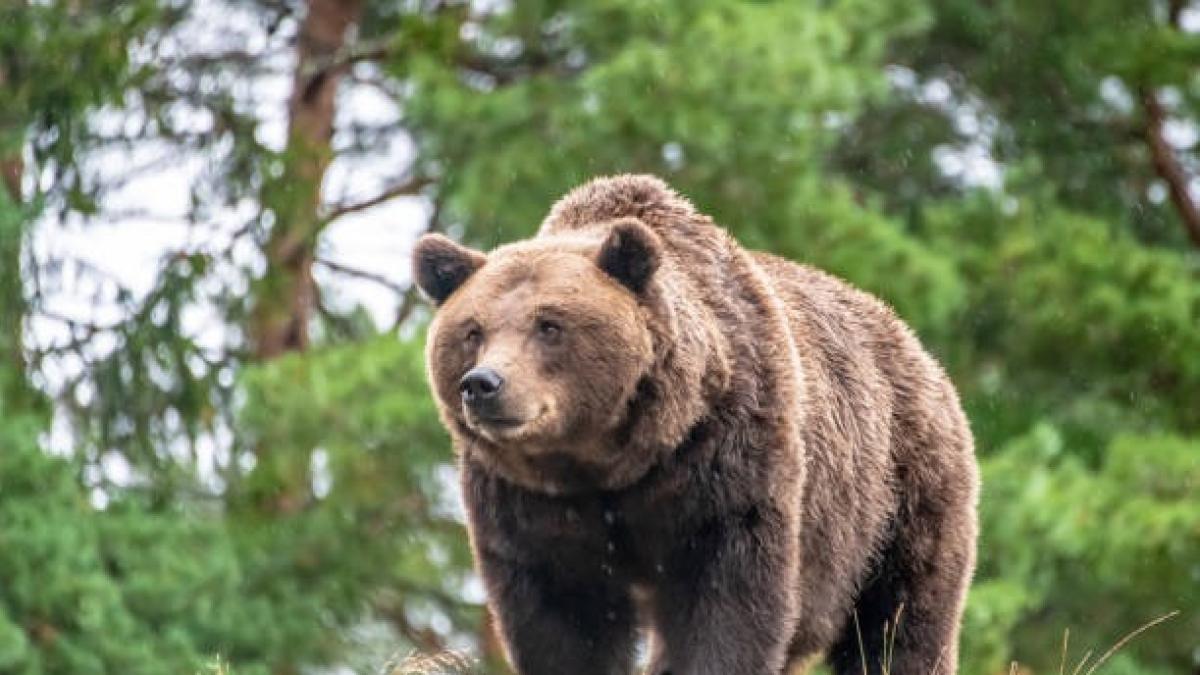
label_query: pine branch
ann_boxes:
[301,36,394,80]
[392,287,421,330]
[314,256,407,295]
[321,176,433,224]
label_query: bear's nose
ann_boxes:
[459,366,504,403]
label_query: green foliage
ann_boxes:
[923,189,1200,451]
[233,335,481,672]
[401,0,927,244]
[965,426,1200,673]
[0,413,230,675]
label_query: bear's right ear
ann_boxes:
[412,234,487,306]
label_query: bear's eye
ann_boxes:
[536,319,563,342]
[464,327,483,347]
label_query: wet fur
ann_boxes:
[415,175,978,675]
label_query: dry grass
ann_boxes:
[860,609,1181,675]
[200,657,232,675]
[1060,611,1179,675]
[379,649,476,675]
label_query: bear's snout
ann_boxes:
[459,366,505,405]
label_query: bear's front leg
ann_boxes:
[649,502,799,675]
[477,548,639,675]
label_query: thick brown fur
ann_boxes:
[412,175,979,675]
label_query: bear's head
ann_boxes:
[413,218,678,494]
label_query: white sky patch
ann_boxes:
[1164,117,1198,150]
[1148,181,1168,204]
[1099,76,1135,115]
[433,463,468,523]
[311,447,332,499]
[1181,6,1200,32]
[921,78,952,105]
[934,143,1004,191]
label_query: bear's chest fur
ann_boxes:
[462,413,776,587]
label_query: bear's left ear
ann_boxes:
[596,218,661,294]
[412,234,487,306]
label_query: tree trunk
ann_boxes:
[1140,0,1200,250]
[0,153,34,412]
[1,156,20,203]
[1,2,25,374]
[249,0,363,359]
[1141,88,1200,249]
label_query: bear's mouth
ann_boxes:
[467,405,549,441]
[467,410,530,437]
[476,415,523,429]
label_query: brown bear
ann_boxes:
[412,175,978,675]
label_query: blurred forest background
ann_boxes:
[0,1,1198,674]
